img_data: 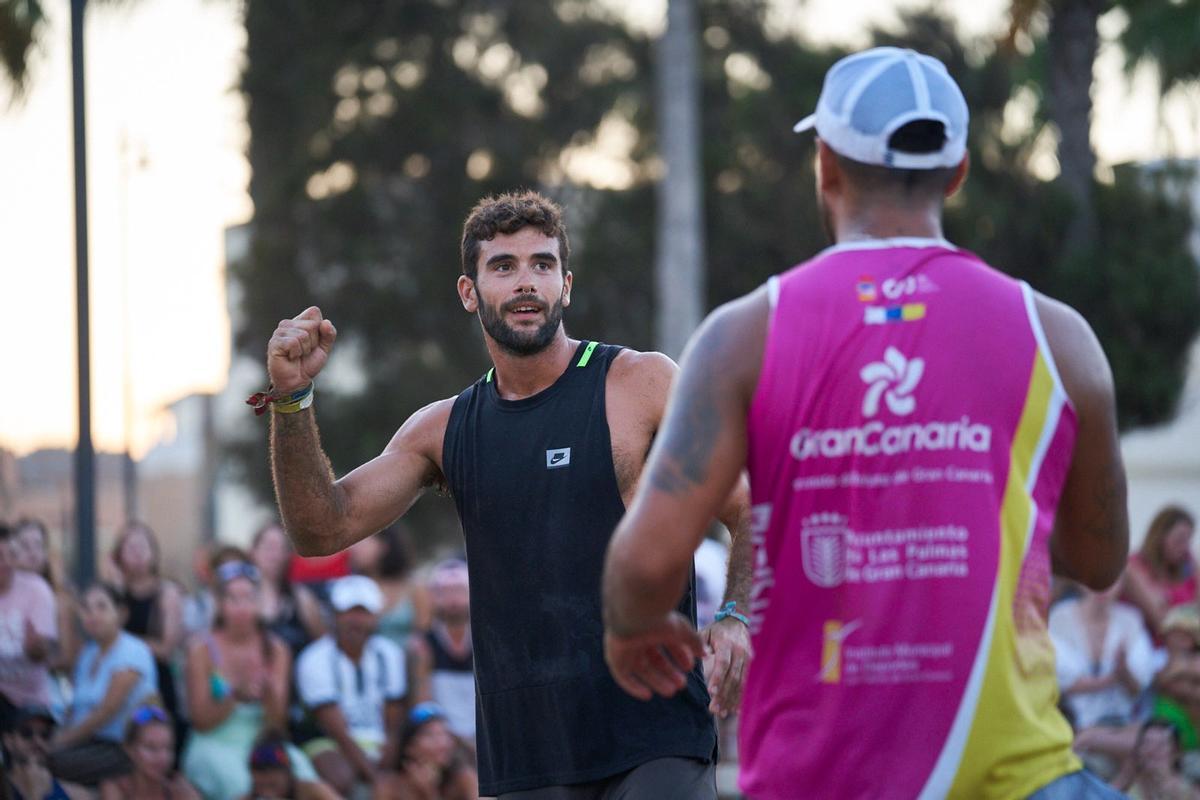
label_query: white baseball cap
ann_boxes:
[330,575,384,614]
[794,47,968,170]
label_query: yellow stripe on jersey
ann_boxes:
[946,352,1079,799]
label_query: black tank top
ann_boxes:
[426,626,472,673]
[442,341,716,795]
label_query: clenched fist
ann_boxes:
[267,306,337,393]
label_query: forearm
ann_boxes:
[270,409,347,556]
[718,485,753,609]
[604,516,694,636]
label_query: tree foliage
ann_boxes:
[230,1,1200,544]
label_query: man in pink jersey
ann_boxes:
[601,47,1130,799]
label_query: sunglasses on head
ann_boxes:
[216,560,261,586]
[408,702,445,727]
[249,742,291,770]
[131,705,169,726]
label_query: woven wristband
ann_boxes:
[245,383,314,416]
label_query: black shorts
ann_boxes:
[496,757,717,800]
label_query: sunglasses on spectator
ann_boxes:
[131,705,170,726]
[408,702,446,727]
[18,725,52,741]
[216,560,261,586]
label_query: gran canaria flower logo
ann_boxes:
[860,346,924,418]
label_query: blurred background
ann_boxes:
[2,0,1199,584]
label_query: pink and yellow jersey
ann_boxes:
[742,239,1079,799]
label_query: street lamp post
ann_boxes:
[71,0,95,588]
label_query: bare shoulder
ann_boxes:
[684,284,772,403]
[609,349,679,407]
[383,396,458,456]
[1032,291,1115,406]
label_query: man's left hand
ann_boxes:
[701,616,752,718]
[605,611,705,701]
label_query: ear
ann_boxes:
[562,270,573,308]
[458,275,478,313]
[946,153,970,199]
[816,139,843,198]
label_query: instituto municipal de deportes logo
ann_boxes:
[819,618,862,684]
[802,512,848,588]
[860,346,924,418]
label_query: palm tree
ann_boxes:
[0,0,47,96]
[1006,0,1200,256]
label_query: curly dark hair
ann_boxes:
[460,190,571,280]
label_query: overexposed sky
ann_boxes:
[1,0,1197,458]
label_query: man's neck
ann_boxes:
[437,618,470,649]
[485,333,578,401]
[834,202,944,244]
[338,637,366,662]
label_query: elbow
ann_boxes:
[286,521,346,557]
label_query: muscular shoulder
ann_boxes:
[1032,292,1115,410]
[384,396,457,458]
[608,349,678,413]
[685,285,771,405]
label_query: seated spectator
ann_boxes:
[410,560,474,745]
[98,705,200,800]
[49,583,158,785]
[349,526,431,649]
[0,523,58,717]
[10,518,76,673]
[1125,506,1197,642]
[297,575,407,795]
[373,703,478,800]
[1050,576,1157,771]
[0,706,88,800]
[111,522,186,734]
[236,732,342,800]
[251,522,325,657]
[1111,719,1200,798]
[1152,605,1200,753]
[182,560,317,800]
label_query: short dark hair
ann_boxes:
[835,119,959,196]
[83,581,127,609]
[460,191,571,280]
[377,525,415,580]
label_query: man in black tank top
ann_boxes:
[262,191,753,798]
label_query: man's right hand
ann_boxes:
[267,306,337,393]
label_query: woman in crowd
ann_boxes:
[48,584,159,785]
[1050,576,1157,773]
[373,703,477,800]
[349,526,430,649]
[1125,506,1198,641]
[237,732,341,800]
[12,518,78,670]
[98,706,200,800]
[181,560,317,799]
[250,522,325,656]
[112,523,185,729]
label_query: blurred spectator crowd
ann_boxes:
[8,504,1197,799]
[0,519,478,799]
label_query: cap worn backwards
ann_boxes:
[794,47,969,170]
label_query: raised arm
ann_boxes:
[603,288,768,700]
[266,306,451,556]
[1035,293,1129,590]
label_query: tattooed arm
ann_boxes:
[603,287,769,641]
[1035,292,1129,590]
